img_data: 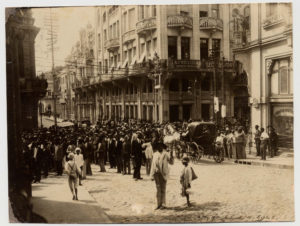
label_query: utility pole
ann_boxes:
[44,8,59,127]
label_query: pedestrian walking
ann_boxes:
[150,139,174,210]
[65,153,81,200]
[74,147,84,186]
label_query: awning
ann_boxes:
[57,121,74,127]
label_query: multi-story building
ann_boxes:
[6,8,47,221]
[232,3,293,149]
[73,4,243,124]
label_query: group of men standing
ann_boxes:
[254,125,278,160]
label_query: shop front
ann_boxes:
[271,104,293,149]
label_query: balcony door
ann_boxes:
[168,36,177,59]
[169,105,179,122]
[181,37,190,59]
[200,38,209,61]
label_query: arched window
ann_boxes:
[270,58,293,95]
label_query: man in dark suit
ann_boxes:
[132,133,143,180]
[116,134,123,173]
[108,135,117,168]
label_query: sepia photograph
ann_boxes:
[4,0,295,224]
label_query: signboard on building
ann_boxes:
[214,96,219,113]
[221,104,226,118]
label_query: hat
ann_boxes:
[182,156,190,163]
[68,153,75,160]
[75,147,81,153]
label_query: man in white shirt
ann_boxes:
[74,148,84,185]
[260,128,269,160]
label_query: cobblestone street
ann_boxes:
[83,160,294,223]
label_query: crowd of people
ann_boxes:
[19,118,279,207]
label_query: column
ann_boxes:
[222,4,230,59]
[157,5,168,59]
[191,5,200,60]
[177,35,181,60]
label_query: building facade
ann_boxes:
[232,3,293,148]
[6,8,47,221]
[72,4,247,124]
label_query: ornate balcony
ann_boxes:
[167,15,193,29]
[136,17,157,35]
[104,38,120,51]
[123,30,135,44]
[199,17,223,31]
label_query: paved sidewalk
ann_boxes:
[200,149,293,169]
[232,151,294,169]
[31,173,111,223]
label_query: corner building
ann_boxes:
[73,4,245,124]
[232,3,293,149]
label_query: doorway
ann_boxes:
[169,105,179,122]
[201,104,210,120]
[183,104,191,121]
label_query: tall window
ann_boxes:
[181,37,190,60]
[113,23,116,38]
[199,11,208,17]
[103,12,106,22]
[109,25,112,39]
[128,49,132,64]
[117,21,119,37]
[140,5,145,20]
[128,9,135,30]
[98,33,101,48]
[180,11,189,16]
[200,38,209,61]
[104,29,107,41]
[152,5,157,17]
[99,61,102,73]
[168,36,177,59]
[266,3,278,17]
[123,12,127,32]
[212,39,221,59]
[211,4,219,18]
[153,38,157,52]
[270,58,293,95]
[146,40,151,57]
[148,80,153,93]
[201,74,211,91]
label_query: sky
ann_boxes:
[32,6,95,75]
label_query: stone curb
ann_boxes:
[233,159,293,169]
[199,157,293,169]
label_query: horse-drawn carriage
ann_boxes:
[181,121,224,163]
